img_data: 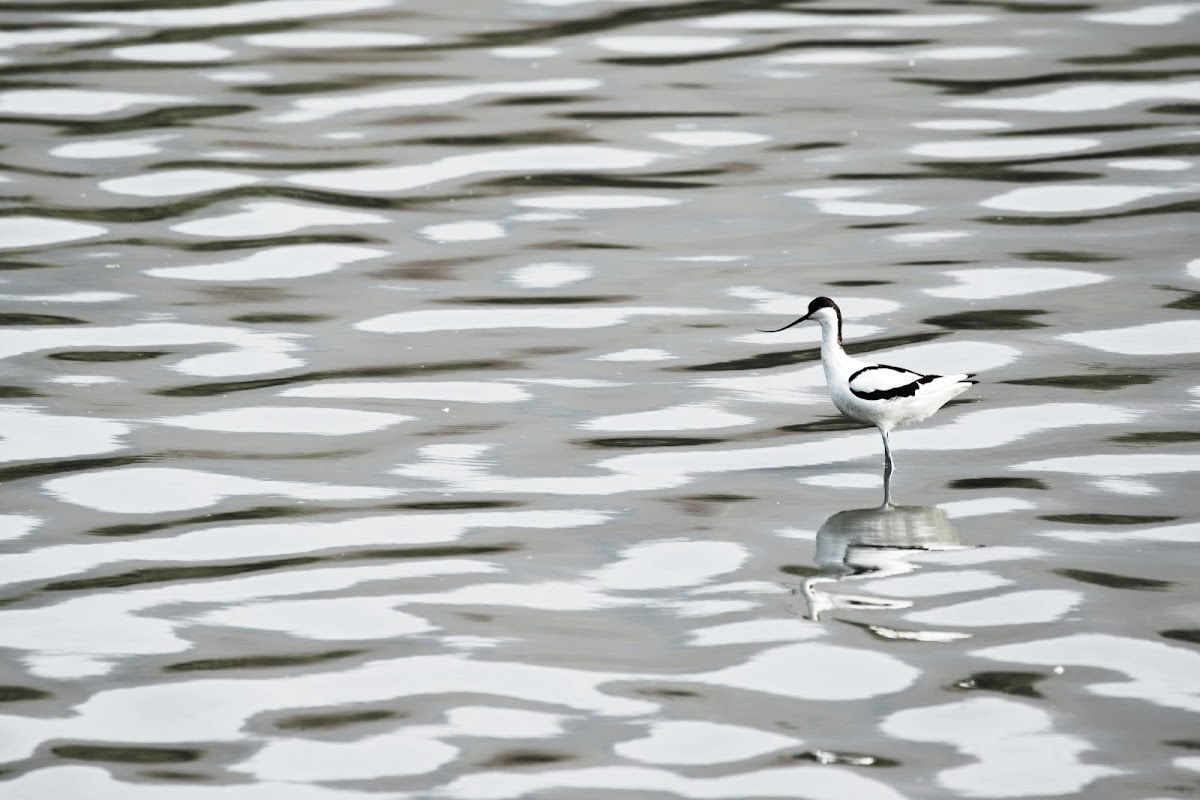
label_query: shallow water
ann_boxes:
[1,1,1198,797]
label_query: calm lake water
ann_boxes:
[0,1,1197,797]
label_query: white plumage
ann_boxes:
[761,296,977,469]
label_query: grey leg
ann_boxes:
[881,428,895,470]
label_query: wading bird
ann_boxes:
[760,296,976,471]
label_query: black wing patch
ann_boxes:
[849,364,938,401]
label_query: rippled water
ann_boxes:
[1,1,1198,797]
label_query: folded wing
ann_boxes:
[848,364,936,400]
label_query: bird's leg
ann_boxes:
[881,428,895,471]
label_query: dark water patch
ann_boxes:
[155,359,522,397]
[371,255,494,281]
[995,122,1164,137]
[52,744,201,764]
[0,259,54,271]
[482,172,711,191]
[444,295,634,305]
[1069,44,1200,65]
[407,130,597,148]
[985,2,1092,12]
[164,649,365,674]
[905,69,1200,97]
[780,417,872,433]
[562,110,744,120]
[0,385,43,398]
[488,94,593,107]
[190,285,294,305]
[1016,249,1120,262]
[780,564,820,578]
[849,222,910,230]
[923,309,1048,330]
[0,313,87,326]
[485,750,572,767]
[1165,738,1200,750]
[674,494,754,503]
[633,686,700,698]
[392,500,522,511]
[172,448,365,462]
[181,232,383,253]
[1161,629,1200,645]
[789,750,899,768]
[229,313,332,324]
[582,436,726,448]
[0,685,51,703]
[1162,288,1200,311]
[236,79,410,97]
[153,159,381,173]
[1005,372,1156,390]
[896,260,973,266]
[519,346,585,356]
[532,239,638,250]
[980,197,1200,226]
[349,543,520,562]
[1109,430,1200,446]
[42,556,321,593]
[841,165,1097,183]
[774,140,844,152]
[949,477,1049,490]
[48,350,169,362]
[678,331,945,372]
[827,280,892,286]
[417,423,505,437]
[35,104,256,137]
[950,671,1046,699]
[599,36,926,68]
[139,771,209,782]
[1040,513,1178,525]
[1149,102,1200,115]
[1053,568,1173,591]
[88,505,317,538]
[276,709,398,731]
[0,455,147,485]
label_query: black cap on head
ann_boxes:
[808,296,838,313]
[757,296,842,338]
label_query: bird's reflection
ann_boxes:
[800,469,970,621]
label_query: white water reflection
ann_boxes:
[158,406,412,435]
[62,0,394,27]
[956,80,1200,112]
[0,217,106,249]
[171,201,386,238]
[911,137,1097,159]
[583,402,753,432]
[651,130,770,147]
[271,78,600,124]
[246,31,426,48]
[693,11,988,29]
[282,381,530,403]
[101,169,258,197]
[0,322,303,378]
[289,145,662,193]
[1062,320,1200,355]
[442,764,906,800]
[616,720,798,765]
[0,88,187,117]
[51,134,175,160]
[358,305,711,333]
[420,220,506,242]
[112,43,233,62]
[594,35,740,54]
[977,634,1200,712]
[981,184,1176,213]
[147,244,385,281]
[44,466,395,513]
[882,697,1120,797]
[0,405,128,462]
[927,267,1108,299]
[1087,4,1200,25]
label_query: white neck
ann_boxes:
[813,307,856,380]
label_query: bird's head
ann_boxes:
[757,296,841,333]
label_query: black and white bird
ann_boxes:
[760,296,977,470]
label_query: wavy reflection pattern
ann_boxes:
[0,0,1195,798]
